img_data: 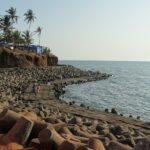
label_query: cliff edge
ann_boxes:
[0,47,58,68]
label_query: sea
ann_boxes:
[59,60,150,121]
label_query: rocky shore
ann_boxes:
[0,65,149,150]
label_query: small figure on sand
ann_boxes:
[47,81,51,86]
[37,84,41,93]
[33,83,41,96]
[33,83,36,96]
[60,75,63,80]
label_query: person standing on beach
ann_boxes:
[47,81,51,86]
[60,75,63,80]
[37,84,41,93]
[33,83,37,96]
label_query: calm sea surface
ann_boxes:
[59,61,150,121]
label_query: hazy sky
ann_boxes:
[1,0,150,61]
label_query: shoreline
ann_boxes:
[50,74,144,122]
[0,65,149,149]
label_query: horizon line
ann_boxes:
[59,59,150,62]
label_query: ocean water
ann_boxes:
[59,61,150,121]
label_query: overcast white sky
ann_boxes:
[1,0,150,61]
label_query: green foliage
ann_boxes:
[35,26,42,45]
[6,7,18,24]
[22,30,33,45]
[24,9,36,31]
[11,30,25,44]
[43,47,51,54]
[35,26,42,36]
[0,15,13,42]
[0,7,45,50]
[0,34,3,41]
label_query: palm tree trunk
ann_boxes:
[39,34,41,46]
[28,23,31,48]
[29,23,31,32]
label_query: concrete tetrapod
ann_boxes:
[60,127,81,143]
[75,126,99,138]
[57,140,77,150]
[1,117,34,146]
[30,120,48,138]
[77,146,93,150]
[0,109,21,133]
[107,141,133,150]
[0,142,23,150]
[38,124,64,149]
[88,138,105,150]
[59,126,74,136]
[24,111,38,121]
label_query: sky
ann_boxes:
[1,0,150,61]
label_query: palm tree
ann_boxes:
[43,47,51,54]
[22,30,33,45]
[6,7,18,24]
[0,34,3,41]
[0,15,13,42]
[24,9,36,32]
[12,30,25,44]
[35,26,42,46]
[6,7,19,44]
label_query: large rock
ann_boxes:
[0,47,58,67]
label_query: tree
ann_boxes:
[6,7,19,44]
[11,30,25,44]
[22,30,33,45]
[24,9,36,32]
[35,26,42,46]
[0,15,13,42]
[6,7,18,24]
[0,34,3,41]
[43,47,51,54]
[0,7,44,48]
